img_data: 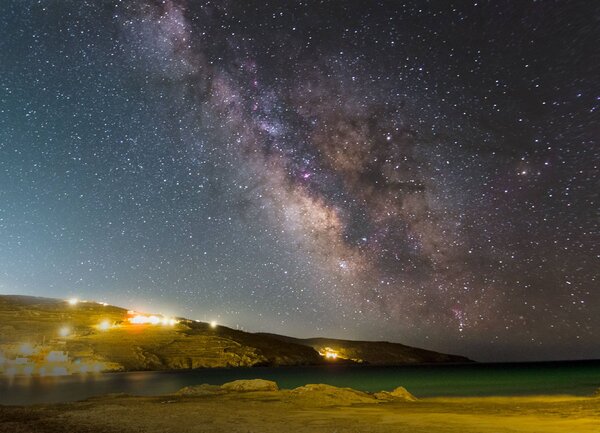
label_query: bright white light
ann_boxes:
[149,315,161,324]
[129,314,177,326]
[98,320,111,331]
[210,320,217,329]
[129,314,161,325]
[59,326,71,338]
[320,347,338,360]
[67,298,79,306]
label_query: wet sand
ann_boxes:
[1,386,598,433]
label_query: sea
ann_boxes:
[1,360,599,406]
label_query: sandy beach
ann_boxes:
[1,381,598,433]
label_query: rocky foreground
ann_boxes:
[1,379,599,433]
[0,295,470,372]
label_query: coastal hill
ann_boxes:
[0,295,470,374]
[258,334,470,365]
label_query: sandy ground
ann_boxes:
[1,388,599,433]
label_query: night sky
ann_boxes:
[1,1,598,362]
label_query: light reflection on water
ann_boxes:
[1,360,599,406]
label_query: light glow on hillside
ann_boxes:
[318,347,339,360]
[97,320,113,331]
[58,326,71,337]
[128,314,178,326]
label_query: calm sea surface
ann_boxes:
[1,360,599,405]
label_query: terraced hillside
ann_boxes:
[0,295,470,373]
[0,295,320,371]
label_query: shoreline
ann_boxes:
[0,360,481,386]
[4,357,599,381]
[6,356,600,379]
[2,360,599,407]
[1,380,599,433]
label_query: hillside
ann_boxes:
[0,295,470,374]
[259,334,471,365]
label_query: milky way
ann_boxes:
[0,0,598,361]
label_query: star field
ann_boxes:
[0,0,598,361]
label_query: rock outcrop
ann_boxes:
[176,380,418,406]
[178,379,279,395]
[374,386,418,401]
[289,383,378,405]
[221,379,279,392]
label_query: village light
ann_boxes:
[98,320,111,331]
[210,320,217,329]
[59,326,71,338]
[67,298,79,306]
[129,314,161,325]
[319,347,339,360]
[128,314,178,326]
[160,317,177,326]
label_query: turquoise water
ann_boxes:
[1,360,599,405]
